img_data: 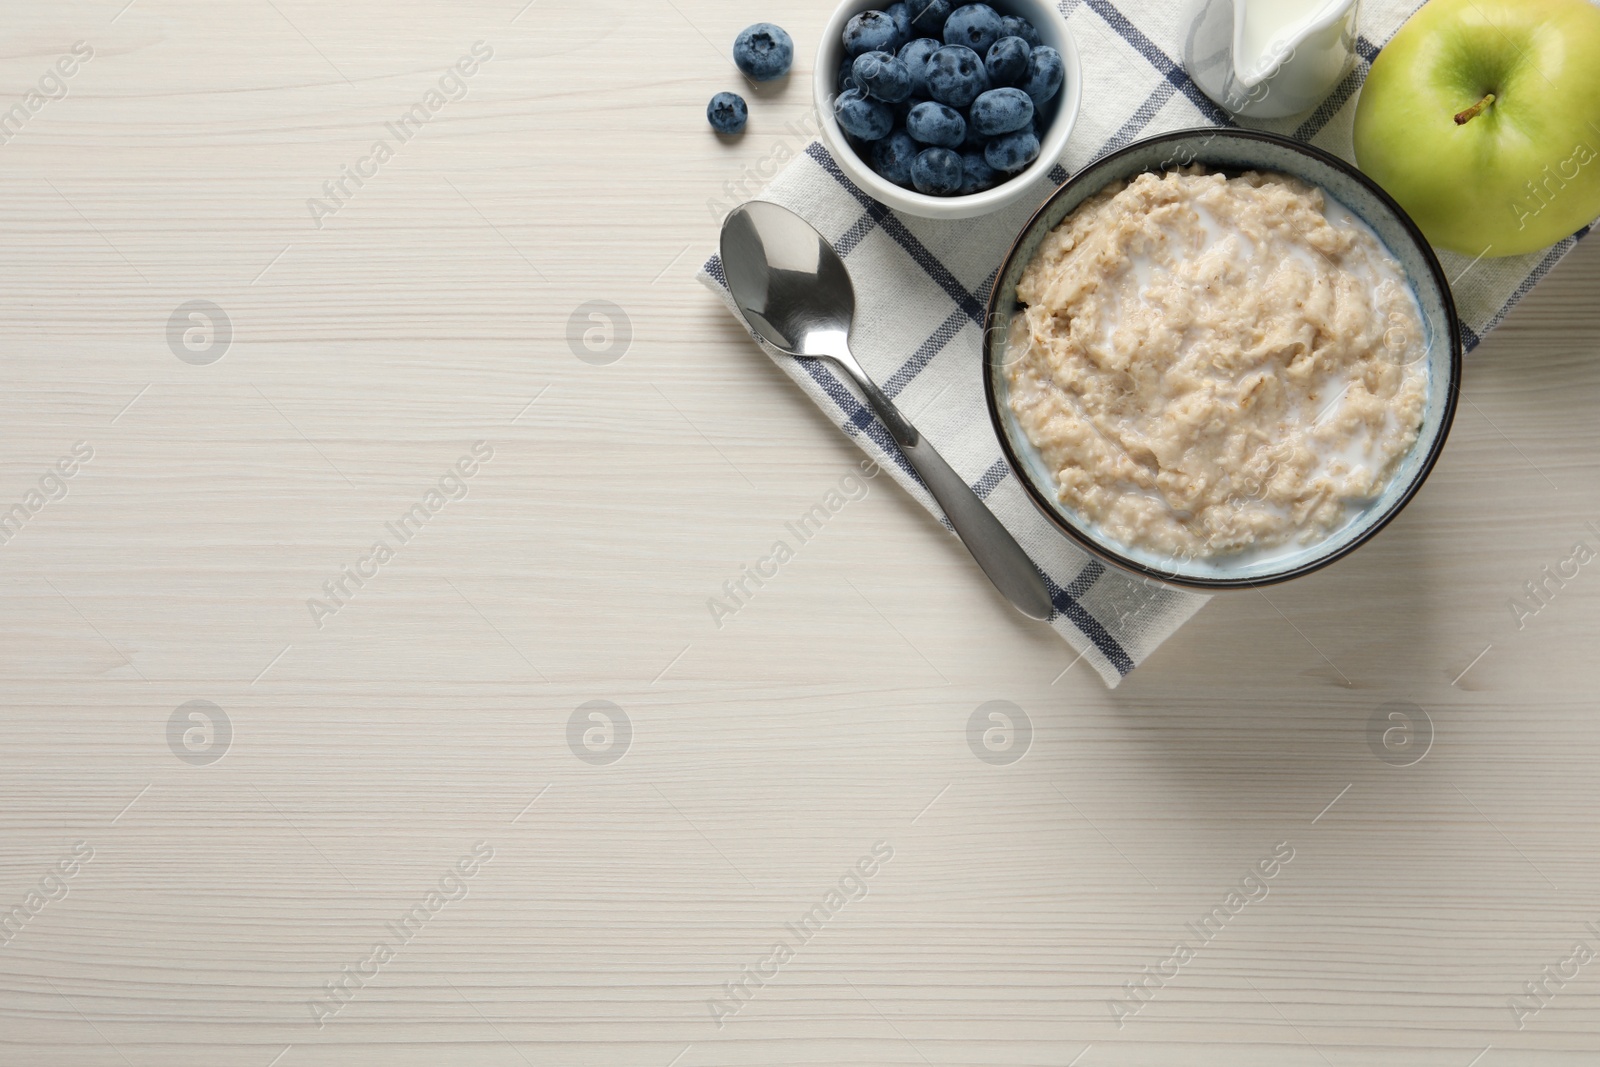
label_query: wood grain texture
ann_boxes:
[1,2,1598,1065]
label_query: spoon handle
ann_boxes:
[897,427,1056,620]
[842,367,1054,621]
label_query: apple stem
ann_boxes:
[1454,93,1496,125]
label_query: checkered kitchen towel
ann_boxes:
[699,0,1594,687]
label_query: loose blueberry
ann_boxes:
[909,0,953,35]
[942,4,1004,56]
[911,146,964,195]
[843,11,902,57]
[837,56,858,93]
[985,36,1031,87]
[833,87,895,140]
[969,87,1033,136]
[999,15,1041,47]
[959,150,998,193]
[852,50,913,102]
[925,44,989,108]
[733,23,794,82]
[906,100,966,147]
[1023,45,1065,106]
[872,129,920,186]
[706,92,749,135]
[985,128,1040,172]
[897,37,942,97]
[885,2,913,44]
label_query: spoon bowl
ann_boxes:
[720,202,855,357]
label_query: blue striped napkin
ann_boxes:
[699,0,1594,686]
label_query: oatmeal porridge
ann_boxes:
[1003,167,1428,559]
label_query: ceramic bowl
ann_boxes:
[983,128,1463,590]
[813,0,1082,220]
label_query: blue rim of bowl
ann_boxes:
[981,127,1464,591]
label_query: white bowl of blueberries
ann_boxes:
[815,0,1081,219]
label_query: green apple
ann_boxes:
[1353,0,1600,258]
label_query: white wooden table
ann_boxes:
[3,2,1599,1064]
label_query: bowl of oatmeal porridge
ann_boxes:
[984,129,1461,589]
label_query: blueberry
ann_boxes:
[911,146,964,195]
[959,150,998,193]
[894,95,926,122]
[942,4,1004,56]
[885,2,913,44]
[706,92,748,135]
[843,11,902,57]
[852,51,913,102]
[960,110,987,149]
[985,128,1040,172]
[837,57,858,93]
[1000,15,1041,47]
[985,36,1031,87]
[897,37,942,97]
[969,87,1033,136]
[733,23,794,82]
[833,88,895,140]
[908,0,953,35]
[1032,99,1054,139]
[1023,45,1066,106]
[906,100,966,147]
[872,129,920,186]
[925,44,989,107]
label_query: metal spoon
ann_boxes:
[719,201,1054,621]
